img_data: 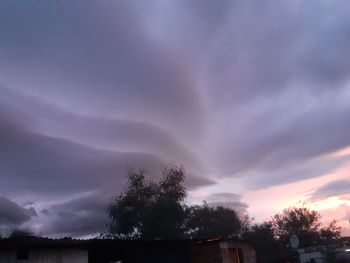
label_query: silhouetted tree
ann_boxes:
[9,229,35,238]
[272,207,341,247]
[242,222,288,263]
[320,220,341,241]
[107,169,342,247]
[186,202,243,239]
[107,166,187,239]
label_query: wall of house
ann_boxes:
[0,250,15,263]
[220,241,257,263]
[0,249,88,263]
[190,241,257,263]
[190,242,223,263]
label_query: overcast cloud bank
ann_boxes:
[1,0,350,236]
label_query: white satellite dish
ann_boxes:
[290,234,300,249]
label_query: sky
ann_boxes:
[0,0,349,237]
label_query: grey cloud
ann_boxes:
[0,117,159,196]
[170,0,234,44]
[44,191,247,237]
[209,87,350,183]
[184,172,215,189]
[200,1,350,104]
[0,86,204,174]
[205,193,242,202]
[0,126,211,197]
[40,209,50,216]
[309,179,350,202]
[149,0,350,184]
[198,0,350,178]
[191,0,350,179]
[2,0,350,186]
[1,0,350,236]
[0,1,204,138]
[0,102,213,198]
[40,193,109,237]
[0,197,37,226]
[242,154,350,189]
[204,193,248,215]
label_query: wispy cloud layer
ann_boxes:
[310,179,350,202]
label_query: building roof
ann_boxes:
[0,236,251,250]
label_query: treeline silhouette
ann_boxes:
[106,166,342,263]
[3,166,343,263]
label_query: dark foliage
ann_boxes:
[242,222,288,263]
[241,208,342,263]
[8,229,35,238]
[272,207,341,247]
[186,202,242,239]
[320,220,342,241]
[107,166,187,239]
[106,167,252,240]
[106,166,342,263]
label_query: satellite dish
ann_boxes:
[290,234,299,249]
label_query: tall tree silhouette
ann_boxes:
[272,207,341,247]
[107,166,187,239]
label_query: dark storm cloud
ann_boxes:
[1,0,350,236]
[0,86,204,174]
[0,114,159,196]
[2,0,350,185]
[0,91,213,197]
[0,197,36,226]
[0,114,211,196]
[0,1,204,137]
[309,179,350,201]
[0,108,212,236]
[40,193,108,237]
[39,176,213,236]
